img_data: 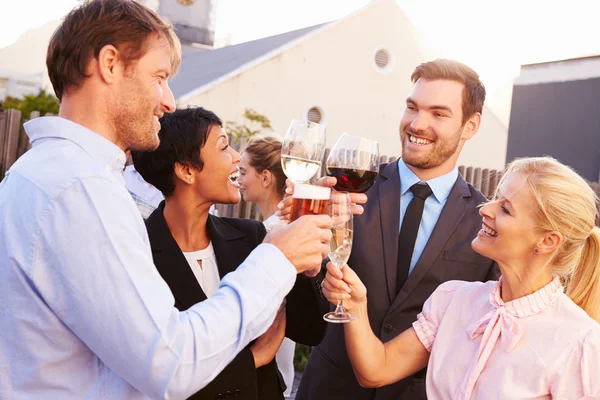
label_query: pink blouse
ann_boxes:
[413,276,600,399]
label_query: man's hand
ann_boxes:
[321,262,367,313]
[276,177,368,220]
[264,214,332,277]
[250,302,286,368]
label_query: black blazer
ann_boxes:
[297,162,500,400]
[145,202,328,400]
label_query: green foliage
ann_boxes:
[3,90,59,120]
[225,108,272,145]
[293,344,312,373]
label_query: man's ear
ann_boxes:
[96,44,122,84]
[461,112,481,141]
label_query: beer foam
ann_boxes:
[293,183,331,200]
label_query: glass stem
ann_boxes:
[335,300,348,315]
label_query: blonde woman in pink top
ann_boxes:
[323,156,600,399]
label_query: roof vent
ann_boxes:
[307,107,323,123]
[375,49,390,68]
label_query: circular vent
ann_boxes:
[375,49,390,68]
[307,107,323,123]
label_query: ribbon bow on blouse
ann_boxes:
[457,276,563,400]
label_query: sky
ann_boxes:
[1,0,600,122]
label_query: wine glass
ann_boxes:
[323,191,356,323]
[326,133,379,193]
[281,119,326,184]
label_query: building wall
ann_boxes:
[507,77,600,182]
[181,0,508,169]
[0,70,43,101]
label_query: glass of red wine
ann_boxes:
[326,133,379,193]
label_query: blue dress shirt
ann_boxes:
[0,117,296,399]
[397,158,459,275]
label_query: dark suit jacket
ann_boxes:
[145,202,328,400]
[297,162,499,400]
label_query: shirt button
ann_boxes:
[384,324,393,333]
[234,389,241,397]
[215,394,223,400]
[224,391,232,398]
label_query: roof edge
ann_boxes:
[177,0,388,103]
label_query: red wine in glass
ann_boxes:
[326,167,378,193]
[326,133,379,193]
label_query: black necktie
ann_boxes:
[396,183,433,293]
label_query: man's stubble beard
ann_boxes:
[112,91,159,152]
[400,126,463,170]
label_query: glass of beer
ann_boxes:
[281,119,326,184]
[326,133,379,193]
[290,183,331,222]
[324,191,356,323]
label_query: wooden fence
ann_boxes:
[0,108,501,220]
[215,144,502,220]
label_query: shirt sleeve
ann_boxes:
[550,328,600,399]
[412,280,467,352]
[33,177,296,399]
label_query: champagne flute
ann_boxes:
[281,119,326,184]
[326,133,379,193]
[323,191,356,323]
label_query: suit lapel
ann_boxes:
[378,162,402,303]
[146,203,208,308]
[207,214,252,279]
[388,176,472,313]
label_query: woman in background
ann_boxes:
[238,136,296,398]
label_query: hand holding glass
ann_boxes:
[323,191,356,323]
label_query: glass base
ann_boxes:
[323,311,357,323]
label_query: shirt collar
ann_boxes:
[397,158,459,203]
[25,116,127,172]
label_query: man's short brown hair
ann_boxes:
[47,0,181,100]
[411,59,486,125]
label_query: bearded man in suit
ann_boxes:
[297,59,500,400]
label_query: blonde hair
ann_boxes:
[498,157,600,322]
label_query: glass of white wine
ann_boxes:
[323,191,356,323]
[281,119,326,183]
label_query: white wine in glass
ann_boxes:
[324,191,357,323]
[281,155,322,184]
[281,119,326,184]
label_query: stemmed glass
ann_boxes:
[323,191,356,323]
[281,119,326,184]
[326,133,379,193]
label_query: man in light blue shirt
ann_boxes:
[0,1,331,399]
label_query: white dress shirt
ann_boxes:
[183,242,221,298]
[0,117,297,400]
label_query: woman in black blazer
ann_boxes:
[133,107,327,400]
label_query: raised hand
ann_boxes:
[264,214,332,277]
[321,262,367,313]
